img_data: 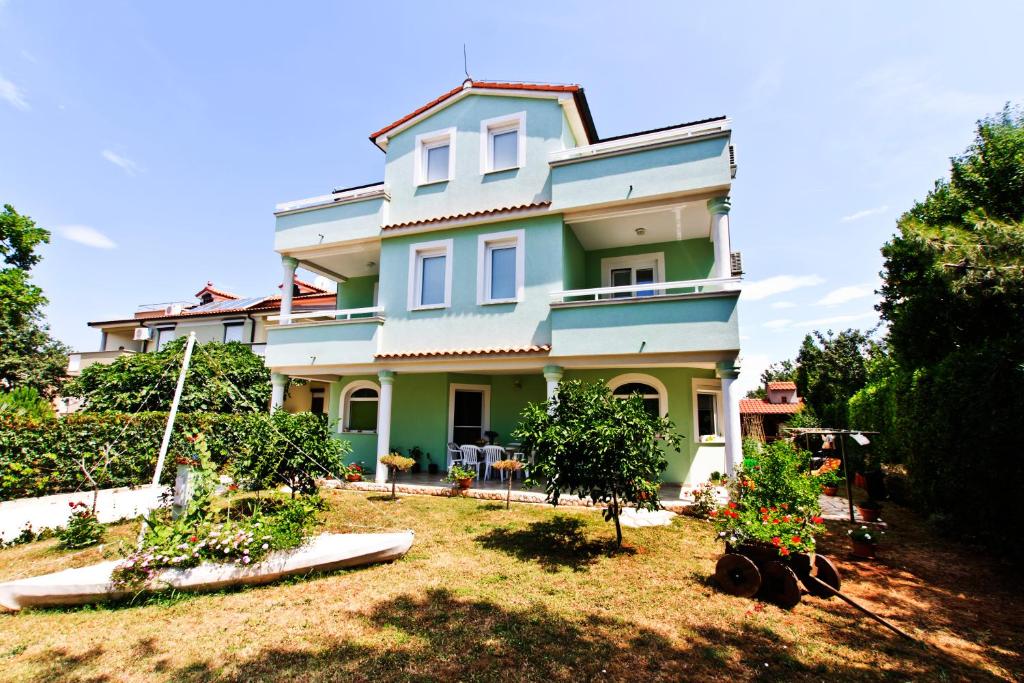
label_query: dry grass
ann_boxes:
[0,489,1022,682]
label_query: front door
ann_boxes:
[450,386,489,445]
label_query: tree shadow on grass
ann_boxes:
[23,588,1008,682]
[475,514,632,572]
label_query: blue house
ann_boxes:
[266,80,742,484]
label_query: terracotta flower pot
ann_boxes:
[851,539,877,558]
[346,474,362,482]
[822,484,839,496]
[458,478,473,490]
[854,472,868,489]
[857,506,881,522]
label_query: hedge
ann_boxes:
[0,412,341,501]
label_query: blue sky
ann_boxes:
[1,1,1020,394]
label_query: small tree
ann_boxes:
[379,453,415,500]
[513,380,682,548]
[232,412,348,497]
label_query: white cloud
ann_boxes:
[817,283,877,307]
[59,225,117,249]
[763,319,793,330]
[771,301,796,310]
[0,74,29,111]
[743,274,825,301]
[858,63,1010,118]
[101,149,141,176]
[841,205,889,222]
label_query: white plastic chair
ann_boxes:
[446,442,464,472]
[482,445,506,481]
[460,445,483,479]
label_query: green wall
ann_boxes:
[583,238,714,288]
[330,368,718,483]
[337,275,378,310]
[561,225,586,290]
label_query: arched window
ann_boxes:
[608,374,668,418]
[342,381,379,433]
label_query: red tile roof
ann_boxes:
[376,345,551,360]
[739,399,805,415]
[369,81,583,143]
[194,281,240,300]
[94,292,338,326]
[382,202,551,232]
[767,381,797,391]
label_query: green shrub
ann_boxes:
[0,412,349,501]
[0,387,55,420]
[56,501,105,549]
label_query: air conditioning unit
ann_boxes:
[133,327,152,341]
[164,304,184,316]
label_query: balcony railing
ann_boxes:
[549,277,741,305]
[267,306,384,325]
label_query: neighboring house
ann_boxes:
[739,381,804,441]
[65,279,337,415]
[266,79,743,484]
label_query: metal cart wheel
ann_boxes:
[804,554,842,598]
[715,553,762,598]
[759,560,802,609]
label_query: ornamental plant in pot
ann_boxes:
[818,469,842,496]
[856,499,882,523]
[848,525,883,558]
[343,463,364,482]
[445,465,476,490]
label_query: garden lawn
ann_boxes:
[0,490,1021,682]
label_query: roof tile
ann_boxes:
[739,399,805,415]
[382,202,551,232]
[376,345,551,360]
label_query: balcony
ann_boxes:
[548,278,740,359]
[264,307,384,371]
[549,119,733,212]
[67,349,137,376]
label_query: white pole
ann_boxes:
[151,332,197,487]
[375,371,395,484]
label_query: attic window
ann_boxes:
[415,127,455,185]
[480,112,525,173]
[200,293,213,305]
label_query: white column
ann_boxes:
[280,255,298,324]
[375,370,395,484]
[707,196,732,279]
[270,372,288,413]
[717,361,742,476]
[543,365,563,403]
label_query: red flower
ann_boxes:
[727,501,737,509]
[772,519,780,524]
[782,515,791,523]
[227,484,239,492]
[791,536,801,544]
[759,507,768,513]
[709,511,718,518]
[811,516,824,524]
[779,547,790,556]
[771,536,781,546]
[189,535,198,543]
[781,503,789,510]
[770,506,777,512]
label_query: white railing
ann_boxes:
[267,306,384,324]
[549,277,741,304]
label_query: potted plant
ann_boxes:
[445,465,476,490]
[380,453,416,500]
[344,463,364,482]
[856,499,882,523]
[818,469,842,496]
[709,471,723,486]
[426,453,439,475]
[848,525,882,558]
[408,446,424,474]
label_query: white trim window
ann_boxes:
[448,383,491,445]
[608,373,668,418]
[415,127,455,185]
[155,326,177,351]
[480,112,525,174]
[601,252,666,299]
[342,381,380,433]
[692,378,725,442]
[408,239,454,310]
[476,229,525,304]
[222,321,245,343]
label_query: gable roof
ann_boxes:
[369,80,598,151]
[194,282,240,301]
[767,381,797,391]
[740,398,805,415]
